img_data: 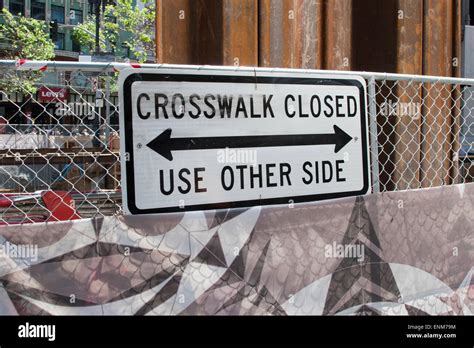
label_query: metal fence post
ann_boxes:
[105,74,111,149]
[368,76,381,193]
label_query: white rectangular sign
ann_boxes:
[119,68,370,214]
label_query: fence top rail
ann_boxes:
[1,59,474,86]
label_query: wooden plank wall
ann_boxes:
[155,0,461,191]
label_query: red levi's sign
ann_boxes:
[38,87,69,103]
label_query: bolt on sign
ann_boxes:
[119,67,370,214]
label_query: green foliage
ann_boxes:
[0,8,55,94]
[73,0,155,63]
[72,19,107,52]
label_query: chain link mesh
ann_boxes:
[0,61,473,225]
[0,62,121,224]
[371,78,473,192]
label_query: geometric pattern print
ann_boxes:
[0,183,473,315]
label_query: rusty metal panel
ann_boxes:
[393,0,423,189]
[156,0,193,64]
[294,0,324,68]
[156,0,223,65]
[350,0,398,190]
[259,0,289,67]
[351,0,398,73]
[324,0,352,70]
[157,0,256,66]
[421,0,454,187]
[259,0,323,69]
[397,0,423,75]
[153,0,462,191]
[222,0,258,66]
[450,0,462,183]
[189,0,223,65]
[422,0,454,77]
[453,0,461,78]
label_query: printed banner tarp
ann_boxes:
[0,183,473,315]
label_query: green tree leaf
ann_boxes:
[0,8,55,94]
[72,0,155,63]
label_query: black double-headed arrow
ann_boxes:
[146,125,353,161]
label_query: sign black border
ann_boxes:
[122,72,370,214]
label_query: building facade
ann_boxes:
[4,0,90,60]
[2,0,139,60]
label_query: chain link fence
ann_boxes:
[369,76,472,192]
[0,60,473,225]
[0,60,122,224]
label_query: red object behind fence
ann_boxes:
[42,191,81,222]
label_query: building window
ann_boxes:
[54,32,65,50]
[88,0,94,16]
[9,0,24,16]
[51,5,65,24]
[70,9,83,25]
[31,2,45,20]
